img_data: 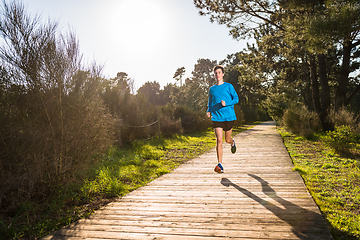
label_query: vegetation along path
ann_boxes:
[42,122,333,240]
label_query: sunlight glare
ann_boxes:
[107,0,170,56]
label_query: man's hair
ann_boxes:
[213,65,225,73]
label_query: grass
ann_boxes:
[278,127,360,240]
[0,124,253,240]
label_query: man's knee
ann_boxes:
[224,135,232,143]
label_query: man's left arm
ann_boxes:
[225,84,239,106]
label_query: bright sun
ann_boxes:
[107,0,170,55]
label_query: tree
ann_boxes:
[0,65,11,93]
[302,0,360,109]
[173,67,185,87]
[192,58,217,92]
[158,83,175,105]
[194,0,360,130]
[137,81,161,105]
[171,58,217,111]
[194,0,283,40]
[280,0,360,128]
[102,72,132,117]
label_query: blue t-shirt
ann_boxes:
[207,82,239,122]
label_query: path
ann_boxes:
[42,122,333,240]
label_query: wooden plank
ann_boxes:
[72,218,328,230]
[104,202,320,210]
[80,214,330,230]
[42,226,326,239]
[42,122,333,240]
[114,198,319,207]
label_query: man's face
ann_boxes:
[214,68,224,81]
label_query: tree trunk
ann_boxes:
[335,40,352,110]
[301,60,314,111]
[317,54,333,131]
[309,57,321,114]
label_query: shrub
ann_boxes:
[282,104,321,137]
[0,89,115,209]
[118,94,159,142]
[329,107,358,129]
[323,125,359,155]
[0,2,115,209]
[159,104,184,137]
[159,115,183,138]
[174,106,211,132]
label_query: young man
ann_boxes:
[207,65,239,173]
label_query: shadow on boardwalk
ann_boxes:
[221,175,326,240]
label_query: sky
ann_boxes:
[21,0,251,90]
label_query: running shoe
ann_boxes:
[231,139,236,154]
[214,163,224,173]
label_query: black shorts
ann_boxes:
[212,121,234,131]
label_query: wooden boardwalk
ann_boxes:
[42,122,333,240]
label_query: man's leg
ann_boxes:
[224,128,233,145]
[214,127,223,163]
[225,128,236,154]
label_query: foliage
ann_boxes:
[263,92,290,122]
[329,107,359,129]
[102,71,133,118]
[0,1,115,213]
[279,128,360,239]
[170,58,217,112]
[173,105,212,132]
[173,66,185,87]
[194,0,280,40]
[221,51,270,109]
[282,104,322,137]
[137,81,162,105]
[233,104,245,126]
[240,105,270,124]
[159,113,183,138]
[323,125,360,156]
[194,0,360,132]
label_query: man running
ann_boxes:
[207,65,239,173]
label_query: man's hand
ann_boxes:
[221,100,226,106]
[207,112,211,118]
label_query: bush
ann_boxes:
[323,125,359,155]
[118,94,159,142]
[282,104,321,137]
[159,115,183,138]
[174,106,212,132]
[0,89,115,210]
[329,107,358,129]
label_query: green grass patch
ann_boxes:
[0,125,253,240]
[278,127,360,240]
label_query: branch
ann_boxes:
[242,0,285,32]
[257,1,276,15]
[351,40,360,48]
